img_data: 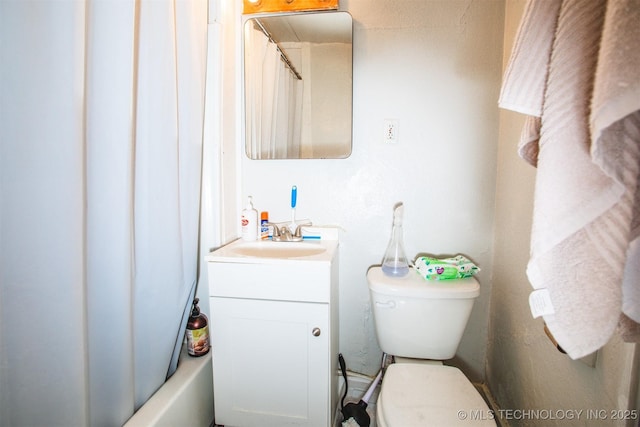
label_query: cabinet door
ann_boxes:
[211,297,331,427]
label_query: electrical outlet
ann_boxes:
[384,119,398,143]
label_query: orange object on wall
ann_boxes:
[243,0,338,14]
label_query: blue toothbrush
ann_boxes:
[290,185,297,231]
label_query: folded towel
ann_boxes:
[499,0,640,359]
[415,255,480,281]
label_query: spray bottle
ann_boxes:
[381,203,409,277]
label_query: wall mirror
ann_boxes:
[243,11,353,159]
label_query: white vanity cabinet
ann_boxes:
[206,238,339,427]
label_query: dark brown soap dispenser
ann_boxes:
[186,298,210,357]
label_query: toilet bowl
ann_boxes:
[367,267,495,427]
[376,363,495,427]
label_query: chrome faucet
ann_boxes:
[267,222,311,242]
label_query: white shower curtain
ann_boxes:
[244,22,302,159]
[0,0,210,426]
[274,65,304,159]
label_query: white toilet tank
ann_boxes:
[367,266,480,360]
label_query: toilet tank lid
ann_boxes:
[367,267,480,299]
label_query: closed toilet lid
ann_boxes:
[378,364,496,427]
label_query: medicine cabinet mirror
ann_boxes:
[243,11,353,159]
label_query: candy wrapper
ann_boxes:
[414,255,480,280]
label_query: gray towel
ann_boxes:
[499,0,640,359]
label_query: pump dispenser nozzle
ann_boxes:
[381,202,409,277]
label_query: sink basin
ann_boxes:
[231,241,327,259]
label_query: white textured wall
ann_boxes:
[227,0,505,380]
[488,1,639,423]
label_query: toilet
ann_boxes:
[367,266,496,427]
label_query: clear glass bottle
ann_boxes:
[382,203,409,277]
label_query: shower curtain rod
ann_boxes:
[254,19,302,81]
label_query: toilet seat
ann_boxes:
[377,364,496,427]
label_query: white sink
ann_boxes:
[206,233,338,265]
[230,241,327,258]
[205,232,339,301]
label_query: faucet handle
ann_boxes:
[266,223,281,238]
[294,222,312,237]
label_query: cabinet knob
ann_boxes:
[312,327,321,337]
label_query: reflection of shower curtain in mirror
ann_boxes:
[245,24,303,159]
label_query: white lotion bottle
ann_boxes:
[241,196,259,241]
